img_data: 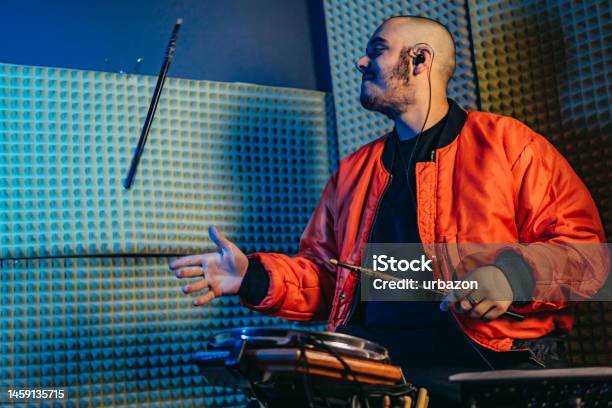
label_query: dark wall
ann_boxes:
[1,0,331,91]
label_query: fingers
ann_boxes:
[469,300,495,319]
[193,290,216,306]
[440,287,475,311]
[169,254,204,270]
[172,251,220,306]
[480,305,505,322]
[181,276,216,306]
[474,301,511,321]
[453,285,474,305]
[443,293,508,322]
[182,279,209,294]
[209,225,231,249]
[172,253,219,277]
[174,266,204,278]
[458,298,474,313]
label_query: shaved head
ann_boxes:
[379,16,456,86]
[357,15,456,120]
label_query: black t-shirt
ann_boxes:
[356,113,450,328]
[369,114,448,244]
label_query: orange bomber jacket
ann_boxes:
[241,106,609,352]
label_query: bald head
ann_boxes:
[378,16,456,86]
[357,15,456,120]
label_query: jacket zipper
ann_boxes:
[343,173,393,326]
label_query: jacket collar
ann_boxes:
[381,98,467,171]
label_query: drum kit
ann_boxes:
[194,327,430,408]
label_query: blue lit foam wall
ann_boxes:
[323,0,479,157]
[2,257,291,407]
[0,63,336,406]
[0,63,336,258]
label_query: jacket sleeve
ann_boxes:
[503,121,609,304]
[238,173,339,321]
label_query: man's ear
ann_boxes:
[412,48,432,76]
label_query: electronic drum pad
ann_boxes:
[194,327,430,408]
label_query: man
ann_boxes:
[170,16,608,405]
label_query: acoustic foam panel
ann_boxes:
[323,0,480,157]
[468,0,611,366]
[468,0,611,238]
[0,62,335,406]
[567,302,612,366]
[1,256,305,407]
[0,63,337,259]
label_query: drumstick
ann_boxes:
[329,259,525,322]
[123,18,183,189]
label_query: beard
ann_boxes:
[360,85,412,119]
[360,48,415,118]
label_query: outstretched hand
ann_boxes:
[169,226,249,306]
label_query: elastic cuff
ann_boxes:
[238,257,270,306]
[495,250,535,303]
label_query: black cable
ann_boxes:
[302,335,421,406]
[396,43,434,208]
[391,42,434,214]
[304,336,367,401]
[299,338,316,408]
[1,251,184,262]
[313,387,332,408]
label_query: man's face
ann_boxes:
[357,24,415,117]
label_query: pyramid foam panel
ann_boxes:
[1,256,309,407]
[323,0,480,157]
[0,63,337,259]
[566,302,612,366]
[468,0,611,366]
[1,62,334,406]
[468,0,611,238]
